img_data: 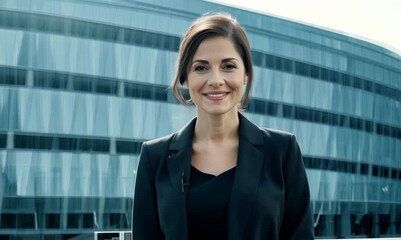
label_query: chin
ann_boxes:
[200,106,238,116]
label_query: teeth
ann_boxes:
[207,93,225,97]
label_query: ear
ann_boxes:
[183,79,188,87]
[244,74,248,85]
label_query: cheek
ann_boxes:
[232,79,246,93]
[187,76,206,90]
[186,82,201,99]
[187,82,199,92]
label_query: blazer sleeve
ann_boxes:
[279,135,314,239]
[132,142,164,240]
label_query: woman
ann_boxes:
[132,13,314,240]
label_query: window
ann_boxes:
[0,133,6,148]
[67,213,80,228]
[82,213,94,229]
[46,213,60,229]
[108,213,128,229]
[116,140,142,154]
[0,213,17,229]
[351,214,374,237]
[0,68,26,86]
[18,213,35,229]
[34,71,69,89]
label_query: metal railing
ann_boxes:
[94,231,401,240]
[94,231,131,240]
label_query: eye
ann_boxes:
[194,65,208,72]
[222,64,236,70]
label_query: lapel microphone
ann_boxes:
[181,171,190,193]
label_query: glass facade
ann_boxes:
[0,0,400,239]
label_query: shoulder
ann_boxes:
[238,113,296,151]
[255,127,304,165]
[137,133,176,174]
[141,133,175,154]
[140,117,196,159]
[259,127,293,140]
[258,127,295,149]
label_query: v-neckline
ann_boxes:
[191,165,236,177]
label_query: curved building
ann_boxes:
[0,0,400,239]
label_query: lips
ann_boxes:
[203,91,229,101]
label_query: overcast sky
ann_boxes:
[210,0,401,56]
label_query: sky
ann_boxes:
[210,0,401,56]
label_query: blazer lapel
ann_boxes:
[229,113,264,240]
[165,118,196,239]
[168,118,196,191]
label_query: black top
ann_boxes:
[187,165,236,240]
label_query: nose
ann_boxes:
[208,70,225,87]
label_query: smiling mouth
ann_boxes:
[206,93,226,97]
[203,92,229,100]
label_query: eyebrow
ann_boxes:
[191,57,239,65]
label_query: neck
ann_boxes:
[194,110,240,142]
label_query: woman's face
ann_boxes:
[185,36,247,118]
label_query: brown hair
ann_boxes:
[172,13,253,108]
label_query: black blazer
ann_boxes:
[132,113,314,240]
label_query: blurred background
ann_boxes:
[0,0,400,239]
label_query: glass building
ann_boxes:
[0,0,400,239]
